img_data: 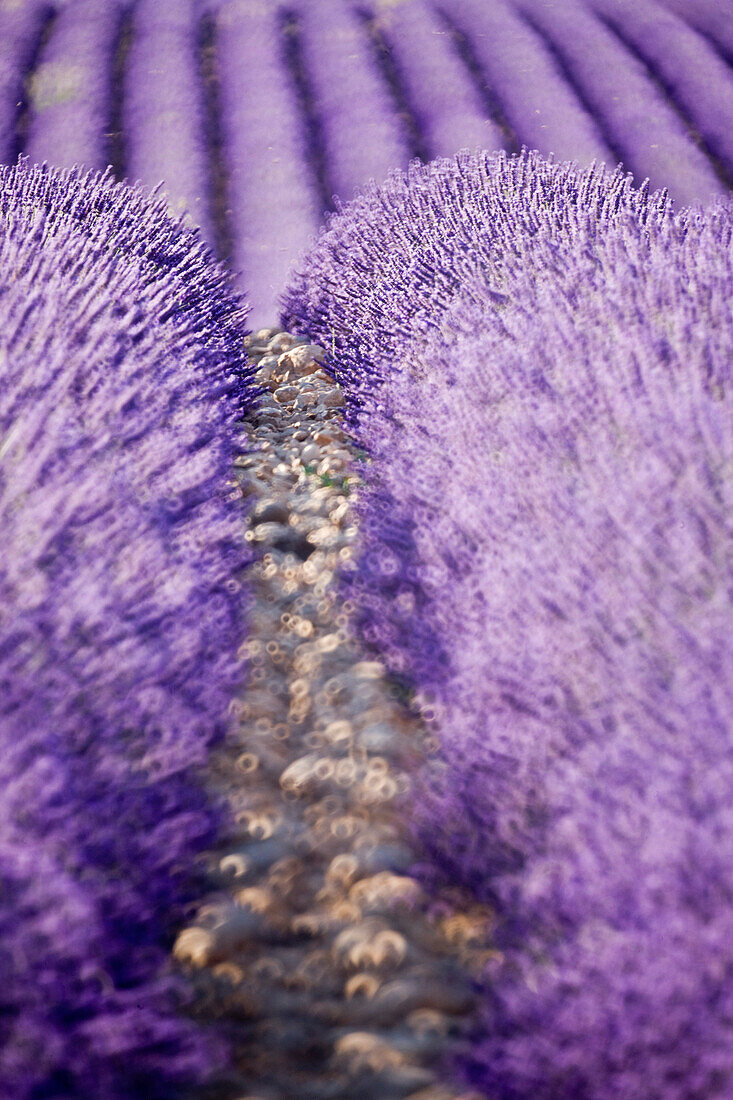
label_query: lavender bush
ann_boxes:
[24,0,123,172]
[282,150,733,1097]
[0,0,49,164]
[125,0,214,243]
[0,159,253,1098]
[214,0,322,326]
[281,148,669,437]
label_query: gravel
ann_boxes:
[174,328,491,1100]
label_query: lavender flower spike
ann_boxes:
[0,159,253,1098]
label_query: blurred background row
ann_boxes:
[2,0,732,324]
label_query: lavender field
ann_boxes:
[2,0,733,323]
[2,0,733,1097]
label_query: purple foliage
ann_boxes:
[125,0,214,243]
[25,0,123,172]
[0,159,253,1098]
[282,150,733,1097]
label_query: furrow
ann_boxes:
[177,329,491,1100]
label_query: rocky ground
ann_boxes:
[173,329,495,1100]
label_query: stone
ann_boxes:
[300,443,320,465]
[274,386,298,404]
[268,332,296,353]
[321,388,345,408]
[174,327,484,1100]
[283,343,327,372]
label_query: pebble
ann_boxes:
[300,442,320,465]
[279,343,326,371]
[273,386,298,404]
[314,428,342,445]
[267,332,297,353]
[321,388,345,408]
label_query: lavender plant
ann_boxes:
[368,0,503,161]
[0,159,253,1098]
[282,150,733,1097]
[214,0,322,326]
[24,0,123,172]
[512,0,725,205]
[125,0,214,243]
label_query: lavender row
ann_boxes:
[434,0,612,167]
[511,0,725,205]
[0,161,252,1097]
[659,0,733,63]
[366,0,503,162]
[24,0,123,173]
[124,0,214,245]
[4,0,733,316]
[294,0,411,203]
[589,0,733,185]
[281,150,733,1096]
[0,0,49,164]
[212,0,322,327]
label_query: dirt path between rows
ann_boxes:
[174,329,493,1100]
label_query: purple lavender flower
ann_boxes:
[0,159,253,1098]
[282,150,733,1097]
